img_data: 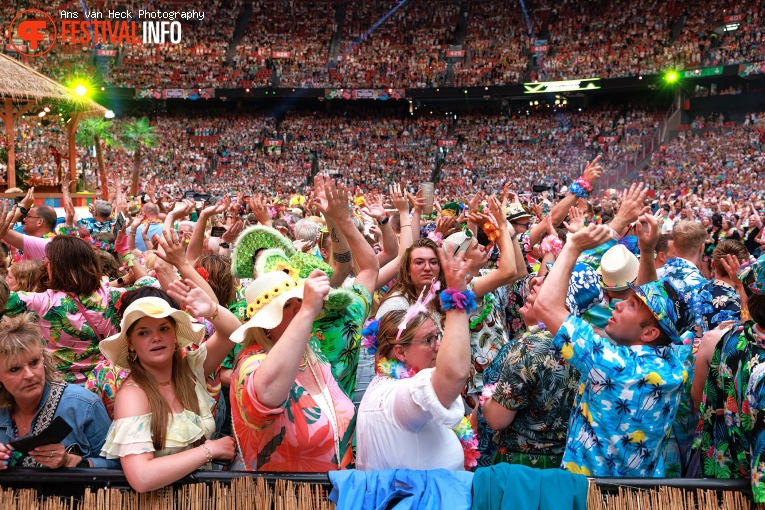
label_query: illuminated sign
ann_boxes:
[523,78,601,94]
[682,66,723,78]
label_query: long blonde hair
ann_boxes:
[126,319,203,451]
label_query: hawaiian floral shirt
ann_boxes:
[492,329,580,457]
[697,322,765,503]
[6,287,123,384]
[552,315,692,477]
[497,274,534,341]
[657,257,708,332]
[697,279,741,332]
[465,278,510,398]
[309,284,372,399]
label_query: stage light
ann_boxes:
[38,111,46,117]
[665,71,678,83]
[74,84,87,96]
[105,110,115,119]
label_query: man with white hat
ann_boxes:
[578,243,640,330]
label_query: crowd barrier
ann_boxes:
[0,468,761,509]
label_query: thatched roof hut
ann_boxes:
[0,52,107,187]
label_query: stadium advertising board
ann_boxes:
[724,13,745,22]
[325,89,406,100]
[523,78,601,94]
[739,61,765,77]
[135,88,215,99]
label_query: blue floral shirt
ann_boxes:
[697,280,741,332]
[552,315,692,477]
[657,257,708,332]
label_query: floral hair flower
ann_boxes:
[196,267,210,282]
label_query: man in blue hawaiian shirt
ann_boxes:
[656,220,708,334]
[535,225,694,477]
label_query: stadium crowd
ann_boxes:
[2,0,764,89]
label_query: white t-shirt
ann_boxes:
[356,368,465,471]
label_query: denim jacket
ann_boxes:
[0,382,119,468]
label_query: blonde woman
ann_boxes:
[99,277,240,492]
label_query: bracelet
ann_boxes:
[200,443,213,464]
[210,303,219,321]
[569,176,593,199]
[400,224,412,228]
[18,206,28,217]
[439,288,477,313]
[540,234,563,257]
[333,250,352,263]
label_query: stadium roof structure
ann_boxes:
[0,52,107,189]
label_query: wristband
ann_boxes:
[439,288,477,313]
[18,206,28,217]
[569,176,593,199]
[378,216,390,225]
[219,242,230,249]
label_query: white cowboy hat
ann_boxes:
[230,271,305,344]
[598,244,640,291]
[99,297,205,368]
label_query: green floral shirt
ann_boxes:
[697,322,765,502]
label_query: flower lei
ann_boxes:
[42,232,56,239]
[540,234,563,257]
[376,356,479,470]
[469,292,494,330]
[569,176,593,199]
[88,237,115,252]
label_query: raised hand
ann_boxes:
[301,269,331,317]
[220,220,243,244]
[390,181,409,213]
[635,213,660,253]
[360,191,387,222]
[438,247,470,292]
[154,229,187,268]
[563,206,585,233]
[168,278,215,317]
[582,155,604,184]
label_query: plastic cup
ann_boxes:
[421,182,435,215]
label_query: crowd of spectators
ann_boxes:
[452,0,532,87]
[639,111,765,200]
[2,0,764,89]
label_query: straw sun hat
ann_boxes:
[230,271,306,344]
[599,244,640,291]
[99,297,205,368]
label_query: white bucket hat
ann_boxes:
[598,244,640,291]
[230,271,305,344]
[99,297,205,368]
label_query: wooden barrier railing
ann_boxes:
[0,469,763,509]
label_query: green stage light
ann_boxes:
[665,71,678,83]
